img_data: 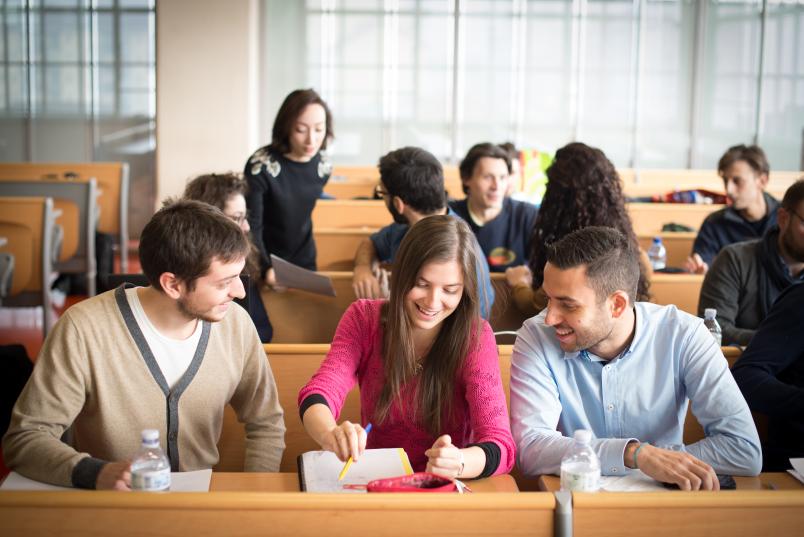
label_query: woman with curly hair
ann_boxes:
[505,142,652,316]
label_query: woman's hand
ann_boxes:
[320,421,369,463]
[425,435,464,479]
[265,268,287,292]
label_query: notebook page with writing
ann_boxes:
[299,448,413,493]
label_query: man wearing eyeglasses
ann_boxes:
[697,179,804,345]
[352,146,495,319]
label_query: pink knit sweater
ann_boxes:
[298,299,515,474]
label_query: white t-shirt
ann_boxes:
[125,287,202,389]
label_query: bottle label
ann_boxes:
[560,467,599,492]
[131,468,171,491]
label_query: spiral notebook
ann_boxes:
[298,448,413,493]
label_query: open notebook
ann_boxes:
[298,448,413,493]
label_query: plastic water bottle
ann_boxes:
[648,237,667,271]
[130,429,171,491]
[560,429,600,492]
[703,308,722,346]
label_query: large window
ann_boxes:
[261,0,804,170]
[0,0,155,235]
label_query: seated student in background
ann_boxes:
[300,216,515,479]
[686,144,779,274]
[505,142,652,317]
[351,146,494,318]
[698,179,804,346]
[511,227,761,489]
[183,172,274,343]
[2,201,286,489]
[244,88,333,285]
[732,282,804,471]
[450,143,538,272]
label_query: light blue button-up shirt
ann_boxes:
[510,302,762,477]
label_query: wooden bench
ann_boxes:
[650,274,703,316]
[0,196,58,335]
[0,162,130,272]
[311,199,724,235]
[0,180,99,296]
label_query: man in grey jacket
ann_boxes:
[698,179,804,345]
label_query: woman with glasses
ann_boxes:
[244,88,334,288]
[183,173,273,342]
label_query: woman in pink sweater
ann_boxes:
[298,215,515,479]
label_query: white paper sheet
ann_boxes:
[299,448,413,493]
[0,469,212,492]
[600,470,668,492]
[788,458,804,485]
[271,254,336,296]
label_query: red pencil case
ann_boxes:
[365,472,459,493]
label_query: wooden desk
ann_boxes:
[209,472,519,493]
[1,474,547,537]
[538,472,803,492]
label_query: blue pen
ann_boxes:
[337,423,372,481]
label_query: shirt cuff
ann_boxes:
[71,456,108,489]
[299,393,330,421]
[468,441,501,478]
[599,438,638,476]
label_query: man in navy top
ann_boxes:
[732,282,804,471]
[351,146,495,318]
[686,144,779,274]
[450,143,538,272]
[511,227,761,490]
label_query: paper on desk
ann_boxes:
[788,458,804,485]
[300,448,413,493]
[1,469,211,492]
[271,254,336,296]
[600,470,668,492]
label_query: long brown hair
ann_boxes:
[376,215,482,435]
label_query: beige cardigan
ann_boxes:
[3,286,285,487]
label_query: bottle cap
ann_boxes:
[704,308,717,319]
[573,429,592,443]
[141,429,160,443]
[653,237,661,243]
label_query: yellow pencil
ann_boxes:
[337,423,372,481]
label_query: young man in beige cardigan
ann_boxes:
[3,200,286,489]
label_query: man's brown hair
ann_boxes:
[718,144,770,178]
[139,199,250,291]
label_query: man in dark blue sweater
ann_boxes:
[450,143,538,272]
[686,144,779,274]
[732,282,804,471]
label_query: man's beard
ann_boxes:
[388,200,408,224]
[781,226,804,263]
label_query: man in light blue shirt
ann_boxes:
[511,226,761,490]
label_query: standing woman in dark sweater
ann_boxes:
[244,89,334,286]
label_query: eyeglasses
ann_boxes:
[373,184,389,199]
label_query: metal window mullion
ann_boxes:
[88,2,100,160]
[114,0,121,117]
[2,5,9,112]
[449,0,461,163]
[753,0,767,146]
[511,0,527,145]
[628,0,646,171]
[687,0,708,169]
[570,0,587,142]
[24,2,33,160]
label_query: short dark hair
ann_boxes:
[546,226,639,305]
[271,88,334,155]
[183,173,248,211]
[139,199,250,292]
[458,143,512,194]
[718,144,770,177]
[499,142,519,162]
[781,178,804,212]
[378,147,446,214]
